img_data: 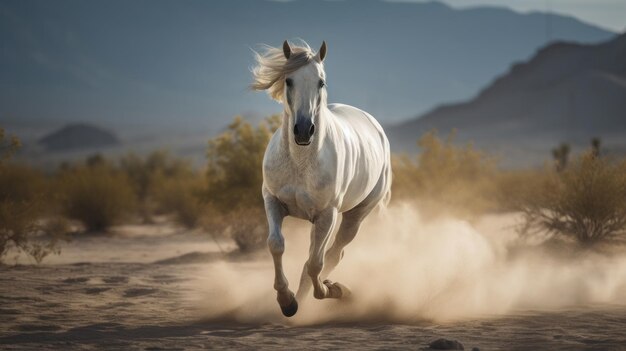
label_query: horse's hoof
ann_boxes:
[323,279,352,299]
[280,297,298,317]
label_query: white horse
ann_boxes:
[252,40,391,317]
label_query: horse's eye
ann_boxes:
[285,78,293,88]
[318,80,325,89]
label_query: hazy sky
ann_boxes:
[408,0,626,32]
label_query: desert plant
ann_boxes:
[120,150,194,222]
[392,130,498,218]
[205,115,280,251]
[153,172,207,228]
[552,143,570,172]
[493,169,547,213]
[58,161,136,232]
[206,116,278,211]
[0,129,64,263]
[0,128,20,161]
[520,153,626,246]
[205,207,266,253]
[591,137,601,159]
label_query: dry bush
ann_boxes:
[153,172,207,229]
[392,131,498,218]
[205,115,279,251]
[120,151,194,222]
[494,169,548,213]
[0,164,64,263]
[520,154,626,246]
[208,207,267,253]
[58,162,136,232]
[206,116,278,211]
[0,129,64,263]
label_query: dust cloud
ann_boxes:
[188,204,626,325]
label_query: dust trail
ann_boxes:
[188,204,626,325]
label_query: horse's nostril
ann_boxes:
[309,124,315,136]
[293,124,299,136]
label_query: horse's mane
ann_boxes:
[251,40,317,101]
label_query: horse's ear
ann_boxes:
[283,40,291,59]
[317,41,327,62]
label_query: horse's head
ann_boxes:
[282,41,327,146]
[251,40,327,146]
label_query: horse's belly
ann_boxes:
[337,167,380,212]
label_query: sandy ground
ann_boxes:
[2,209,626,350]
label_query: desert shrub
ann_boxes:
[120,151,192,201]
[0,128,20,161]
[520,153,626,246]
[0,130,64,263]
[392,131,498,218]
[58,161,136,232]
[153,172,207,229]
[0,164,63,263]
[120,151,194,222]
[206,116,278,210]
[205,115,279,251]
[493,169,548,212]
[221,207,266,253]
[552,143,570,172]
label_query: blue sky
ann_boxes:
[407,0,626,32]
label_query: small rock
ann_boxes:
[429,338,464,350]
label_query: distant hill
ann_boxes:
[0,0,615,134]
[388,33,626,166]
[39,124,120,152]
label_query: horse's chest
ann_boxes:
[266,165,335,220]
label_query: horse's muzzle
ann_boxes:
[293,119,315,146]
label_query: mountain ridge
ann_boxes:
[0,0,615,134]
[387,32,626,166]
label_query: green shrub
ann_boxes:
[58,162,136,232]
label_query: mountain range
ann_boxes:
[387,32,626,167]
[0,0,615,138]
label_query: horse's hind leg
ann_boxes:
[321,205,370,279]
[264,192,297,317]
[302,207,340,300]
[320,169,390,292]
[296,206,368,300]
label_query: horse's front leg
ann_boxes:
[263,191,298,317]
[306,207,347,299]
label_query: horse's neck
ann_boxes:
[280,107,334,166]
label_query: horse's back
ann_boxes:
[328,104,387,144]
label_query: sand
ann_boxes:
[2,209,626,350]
